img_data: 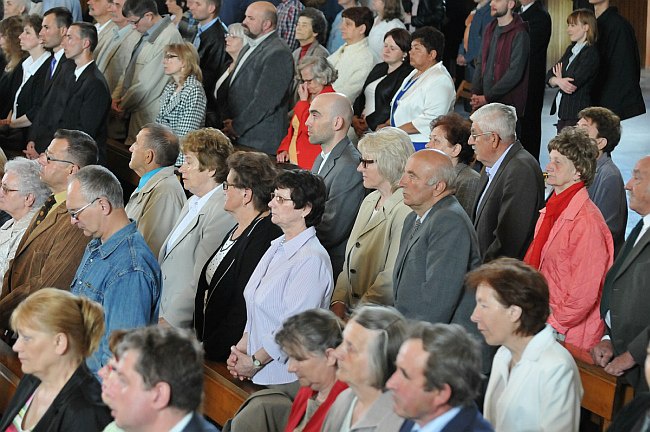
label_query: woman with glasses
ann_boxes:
[155,41,207,166]
[276,56,336,169]
[158,128,236,329]
[330,128,412,320]
[194,151,282,361]
[226,170,333,429]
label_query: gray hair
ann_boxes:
[358,127,414,189]
[297,56,338,86]
[408,322,483,407]
[141,123,180,167]
[70,165,124,209]
[275,308,342,358]
[6,0,31,14]
[470,103,517,144]
[227,23,251,46]
[53,129,99,167]
[350,305,407,389]
[4,158,51,208]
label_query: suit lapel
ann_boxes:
[615,229,650,279]
[475,142,522,222]
[318,138,348,179]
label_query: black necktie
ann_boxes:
[33,195,57,226]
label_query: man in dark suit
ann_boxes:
[470,102,545,262]
[188,0,229,127]
[102,326,219,432]
[59,22,111,164]
[308,92,364,280]
[222,1,294,154]
[25,7,75,158]
[389,323,493,432]
[518,0,551,160]
[393,149,481,342]
[591,155,650,394]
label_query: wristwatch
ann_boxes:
[251,354,263,369]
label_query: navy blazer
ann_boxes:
[399,404,494,432]
[352,60,413,131]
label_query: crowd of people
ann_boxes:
[0,0,649,430]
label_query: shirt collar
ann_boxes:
[197,16,219,32]
[168,412,193,432]
[485,143,514,178]
[248,29,275,48]
[411,406,462,432]
[273,226,317,259]
[520,1,535,12]
[54,190,67,204]
[89,221,138,258]
[137,167,164,190]
[74,60,94,80]
[96,20,113,33]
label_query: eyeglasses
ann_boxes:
[163,53,178,60]
[223,181,245,190]
[42,150,76,165]
[68,197,99,220]
[358,157,375,169]
[270,193,293,205]
[469,131,494,140]
[128,15,143,26]
[0,184,20,194]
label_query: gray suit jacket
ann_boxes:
[228,31,294,154]
[472,141,545,262]
[311,137,365,279]
[158,187,235,328]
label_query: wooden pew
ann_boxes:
[0,339,21,415]
[563,342,634,431]
[107,138,139,189]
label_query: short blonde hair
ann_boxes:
[358,127,414,189]
[165,41,202,84]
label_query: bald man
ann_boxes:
[308,93,365,279]
[222,1,294,154]
[393,150,482,347]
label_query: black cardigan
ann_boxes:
[194,214,282,361]
[0,364,112,432]
[15,55,52,121]
[352,61,413,131]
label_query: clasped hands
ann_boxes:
[589,340,635,377]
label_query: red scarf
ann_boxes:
[525,181,584,269]
[300,43,313,59]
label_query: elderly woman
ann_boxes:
[277,56,336,169]
[330,128,412,319]
[425,113,479,216]
[194,151,282,361]
[0,288,112,431]
[213,23,250,129]
[388,26,455,150]
[0,158,50,282]
[159,128,236,329]
[367,0,405,61]
[155,41,207,166]
[322,305,407,431]
[468,258,583,431]
[352,28,412,136]
[523,127,613,350]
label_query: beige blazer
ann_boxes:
[158,186,235,328]
[96,26,141,93]
[321,389,405,432]
[93,21,118,61]
[125,166,186,257]
[332,189,411,308]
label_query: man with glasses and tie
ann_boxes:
[591,155,650,394]
[0,129,97,334]
[68,165,161,375]
[110,0,182,144]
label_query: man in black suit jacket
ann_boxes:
[309,93,365,280]
[470,103,545,263]
[26,7,75,158]
[518,0,551,160]
[59,22,111,164]
[188,0,230,127]
[591,155,650,393]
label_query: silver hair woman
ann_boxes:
[0,158,51,281]
[331,127,413,319]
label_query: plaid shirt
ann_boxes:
[277,0,304,51]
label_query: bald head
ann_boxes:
[306,93,353,150]
[400,149,456,215]
[243,1,277,37]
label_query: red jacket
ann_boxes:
[277,85,335,170]
[524,187,613,350]
[284,380,348,432]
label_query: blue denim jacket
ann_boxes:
[71,222,162,374]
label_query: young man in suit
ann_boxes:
[60,22,111,164]
[307,92,365,280]
[470,103,544,262]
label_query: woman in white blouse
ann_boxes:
[367,0,405,62]
[468,258,583,432]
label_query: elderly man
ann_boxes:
[577,107,627,256]
[125,123,186,257]
[68,165,161,374]
[307,92,365,279]
[0,129,97,331]
[222,1,294,155]
[388,323,493,432]
[111,0,182,144]
[393,149,481,338]
[470,103,544,262]
[2,0,30,16]
[88,0,118,57]
[591,155,650,393]
[103,326,218,431]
